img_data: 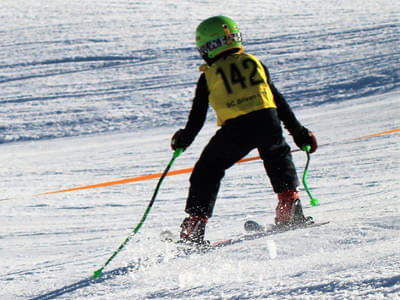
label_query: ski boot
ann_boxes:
[275,190,313,228]
[180,215,208,245]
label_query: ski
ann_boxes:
[160,219,329,254]
[244,219,330,234]
[160,230,213,256]
[209,220,329,248]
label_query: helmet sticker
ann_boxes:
[198,32,242,56]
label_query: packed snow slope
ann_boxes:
[0,0,399,299]
[1,0,399,144]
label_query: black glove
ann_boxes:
[171,129,192,151]
[291,126,318,153]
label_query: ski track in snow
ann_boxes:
[1,0,399,144]
[0,0,399,299]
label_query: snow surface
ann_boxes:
[0,0,399,299]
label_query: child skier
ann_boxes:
[171,16,318,244]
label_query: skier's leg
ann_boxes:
[185,127,252,218]
[254,110,312,226]
[181,126,252,243]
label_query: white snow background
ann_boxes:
[0,0,399,299]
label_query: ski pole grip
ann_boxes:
[173,148,184,158]
[302,145,311,152]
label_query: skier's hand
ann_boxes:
[291,127,317,153]
[171,129,191,151]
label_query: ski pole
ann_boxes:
[302,145,319,207]
[93,148,184,279]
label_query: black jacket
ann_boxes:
[182,61,302,145]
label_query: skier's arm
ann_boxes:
[262,64,301,131]
[263,64,317,153]
[171,74,209,151]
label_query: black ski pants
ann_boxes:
[185,108,299,218]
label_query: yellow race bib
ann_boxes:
[205,53,276,125]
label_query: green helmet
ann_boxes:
[195,16,243,59]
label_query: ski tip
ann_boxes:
[244,220,265,232]
[93,269,103,279]
[160,230,176,242]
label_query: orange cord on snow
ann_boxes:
[2,127,397,199]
